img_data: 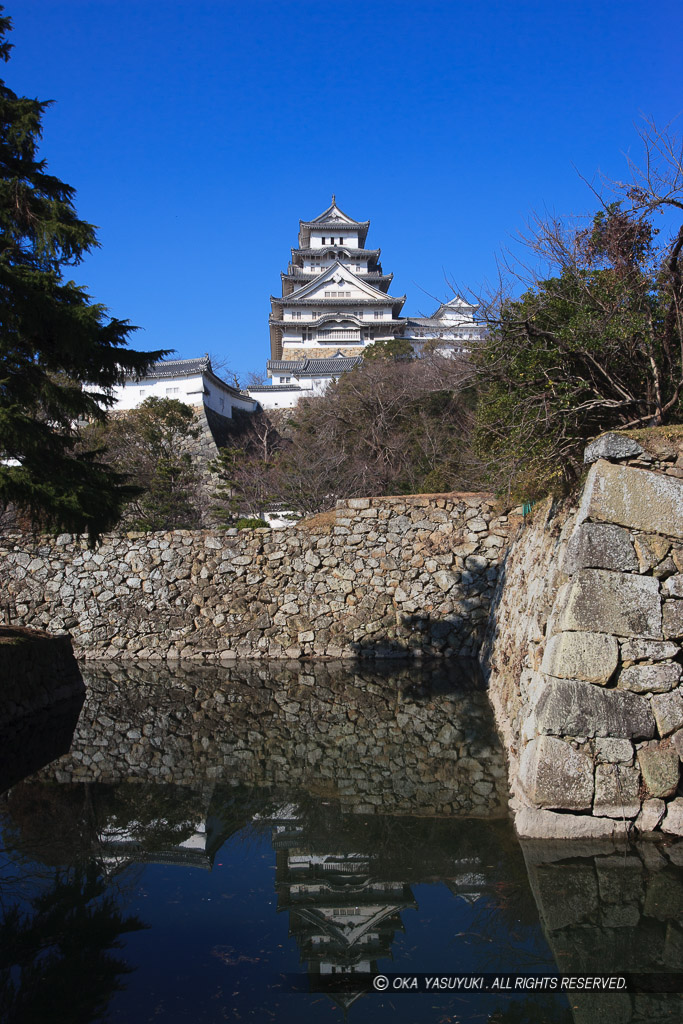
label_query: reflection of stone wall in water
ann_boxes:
[36,661,509,818]
[0,494,514,660]
[484,433,683,839]
[523,837,683,1024]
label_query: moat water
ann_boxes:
[1,660,682,1023]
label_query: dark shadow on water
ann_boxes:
[0,694,84,795]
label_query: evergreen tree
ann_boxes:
[83,398,201,531]
[0,9,168,541]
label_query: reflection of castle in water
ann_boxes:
[269,805,415,981]
[260,802,493,1007]
[96,820,212,875]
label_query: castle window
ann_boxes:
[374,310,383,319]
[166,386,180,394]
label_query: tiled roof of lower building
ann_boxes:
[267,357,362,375]
[247,384,303,392]
[126,356,210,380]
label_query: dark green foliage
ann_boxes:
[0,10,167,541]
[83,398,201,531]
[234,517,269,529]
[474,203,683,501]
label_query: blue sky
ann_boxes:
[6,0,682,380]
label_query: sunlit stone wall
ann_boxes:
[484,432,683,840]
[0,493,515,660]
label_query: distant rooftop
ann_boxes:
[127,355,211,381]
[267,356,362,376]
[126,355,246,397]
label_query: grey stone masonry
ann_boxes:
[0,493,515,661]
[483,431,683,840]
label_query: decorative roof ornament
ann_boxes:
[331,193,336,204]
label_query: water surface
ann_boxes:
[1,660,681,1022]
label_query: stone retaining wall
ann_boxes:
[1,493,514,660]
[484,432,683,840]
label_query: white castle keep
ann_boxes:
[246,197,481,408]
[113,199,481,414]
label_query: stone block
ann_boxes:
[595,737,634,763]
[654,555,678,578]
[535,678,656,740]
[662,798,683,836]
[663,574,683,597]
[634,534,671,572]
[464,555,488,572]
[672,729,683,760]
[636,798,666,832]
[515,807,625,840]
[662,600,683,639]
[600,903,641,928]
[550,569,661,639]
[652,691,683,737]
[519,736,594,810]
[620,638,680,663]
[594,764,641,818]
[638,745,680,797]
[618,662,682,693]
[666,842,683,868]
[584,433,644,463]
[563,522,638,574]
[578,459,683,539]
[433,570,458,592]
[541,630,618,684]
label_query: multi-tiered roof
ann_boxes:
[268,198,406,364]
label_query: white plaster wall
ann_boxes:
[310,232,358,248]
[247,388,301,410]
[110,375,206,411]
[110,374,256,418]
